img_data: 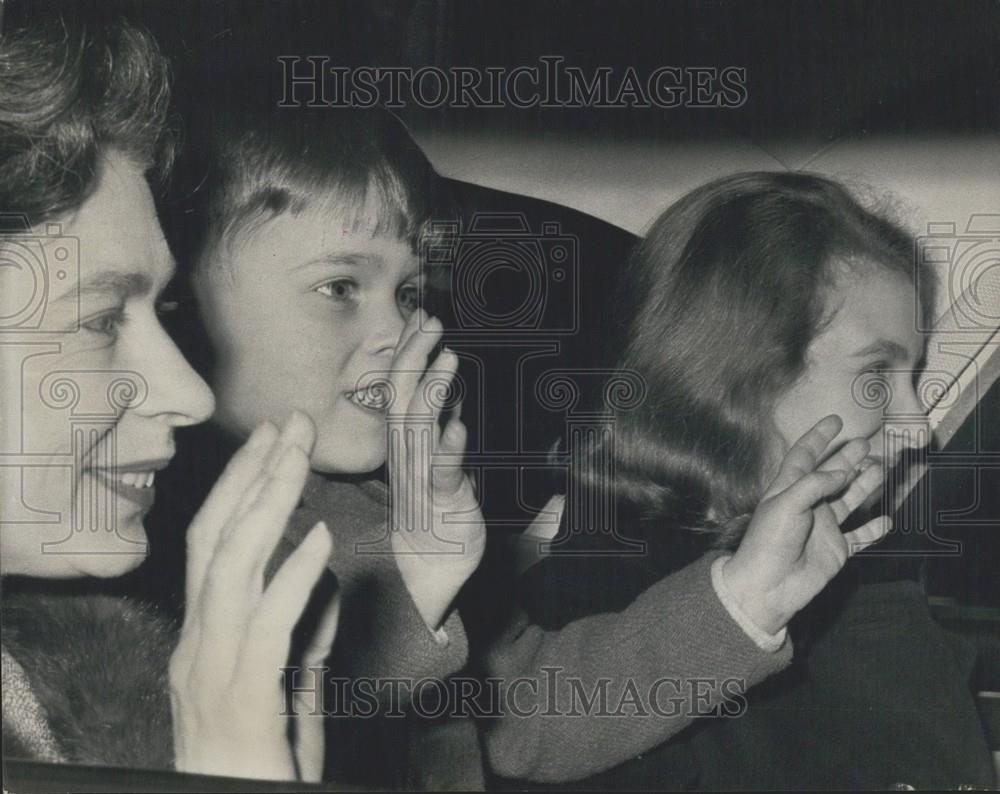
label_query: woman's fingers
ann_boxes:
[185,421,279,617]
[766,414,843,497]
[293,583,340,782]
[199,444,312,633]
[843,515,892,555]
[237,522,333,680]
[228,411,316,529]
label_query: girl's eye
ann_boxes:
[315,279,358,302]
[82,307,125,339]
[397,283,421,313]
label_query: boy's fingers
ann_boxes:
[431,418,467,498]
[844,515,892,555]
[388,315,443,416]
[767,415,843,497]
[830,460,886,522]
[186,421,279,616]
[411,348,459,423]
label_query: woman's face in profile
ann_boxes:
[0,151,214,579]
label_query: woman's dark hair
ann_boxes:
[573,171,934,554]
[0,5,174,228]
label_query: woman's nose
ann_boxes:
[133,324,215,426]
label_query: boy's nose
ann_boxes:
[367,302,412,357]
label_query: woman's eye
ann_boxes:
[397,283,421,313]
[82,307,125,339]
[315,279,357,302]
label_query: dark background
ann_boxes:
[27,0,1000,140]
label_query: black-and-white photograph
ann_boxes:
[1,1,998,790]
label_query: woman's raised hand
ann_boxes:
[722,414,891,636]
[384,309,486,631]
[169,412,339,782]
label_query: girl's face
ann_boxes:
[195,194,424,474]
[772,263,928,476]
[0,152,215,578]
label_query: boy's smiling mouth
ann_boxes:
[345,384,391,414]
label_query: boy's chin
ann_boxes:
[311,434,386,475]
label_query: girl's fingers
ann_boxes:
[818,437,870,474]
[185,421,279,616]
[766,415,843,497]
[776,468,849,518]
[843,515,892,555]
[830,460,886,522]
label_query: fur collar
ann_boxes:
[2,591,176,769]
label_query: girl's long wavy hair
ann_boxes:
[571,171,934,556]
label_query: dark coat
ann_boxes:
[493,524,996,790]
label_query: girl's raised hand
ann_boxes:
[169,411,339,782]
[384,309,486,631]
[722,414,891,636]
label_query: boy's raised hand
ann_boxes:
[722,414,891,636]
[384,309,486,631]
[170,412,338,782]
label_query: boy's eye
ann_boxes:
[155,299,180,317]
[397,283,421,313]
[315,279,358,302]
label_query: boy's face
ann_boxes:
[196,199,423,473]
[773,264,928,478]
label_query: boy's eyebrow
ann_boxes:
[292,252,385,271]
[852,339,911,361]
